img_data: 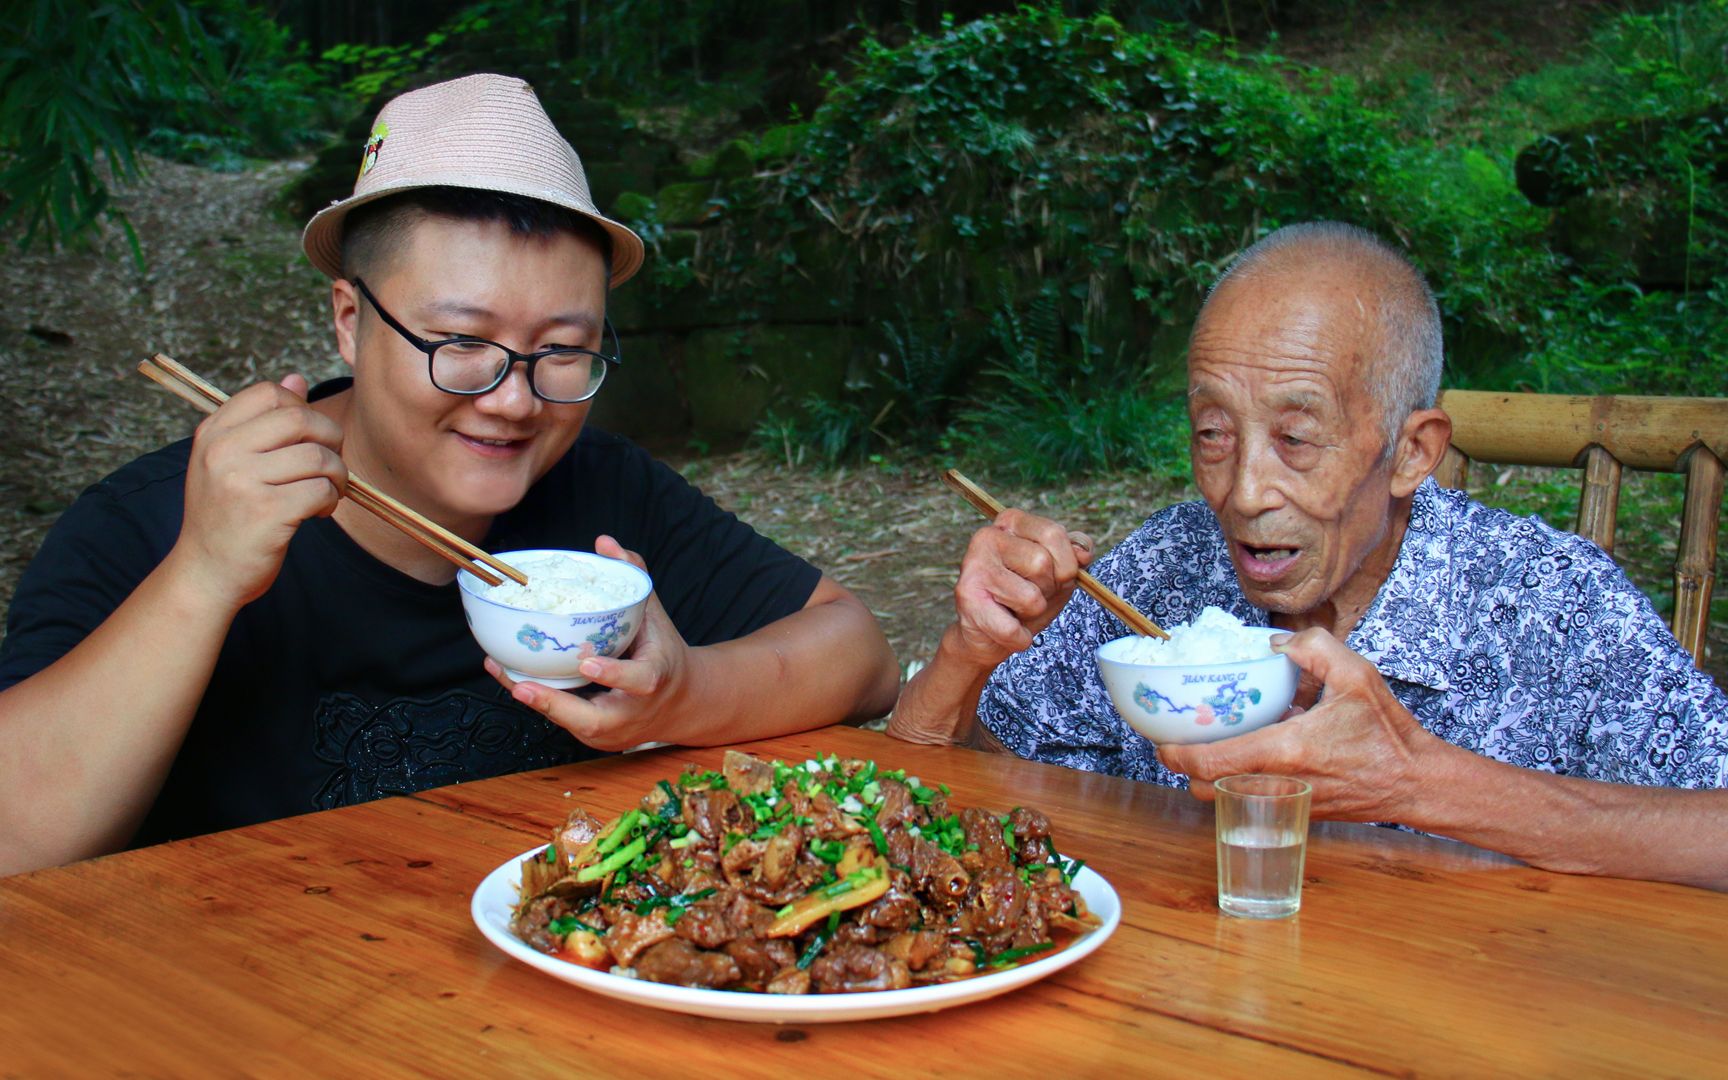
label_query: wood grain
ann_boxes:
[3,728,1724,1077]
[1576,444,1622,554]
[1438,389,1728,472]
[1676,446,1725,661]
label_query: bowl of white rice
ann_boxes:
[457,549,653,688]
[1095,606,1298,745]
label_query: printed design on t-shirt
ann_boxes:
[310,688,582,810]
[515,611,633,657]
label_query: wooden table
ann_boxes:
[3,727,1724,1077]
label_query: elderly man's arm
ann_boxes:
[887,509,1092,747]
[1159,629,1728,890]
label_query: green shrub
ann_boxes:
[0,0,338,253]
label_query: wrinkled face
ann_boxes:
[333,215,609,528]
[1186,267,1398,616]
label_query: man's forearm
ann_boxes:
[887,623,1006,748]
[0,547,237,875]
[1411,743,1728,890]
[663,588,899,746]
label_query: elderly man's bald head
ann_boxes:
[1201,222,1443,452]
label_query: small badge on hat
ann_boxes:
[358,123,389,178]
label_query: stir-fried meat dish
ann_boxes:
[510,751,1100,993]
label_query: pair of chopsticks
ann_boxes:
[942,469,1168,640]
[137,354,528,588]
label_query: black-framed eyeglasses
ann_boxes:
[353,277,620,404]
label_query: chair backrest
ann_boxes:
[1434,390,1728,666]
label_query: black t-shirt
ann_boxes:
[0,407,820,846]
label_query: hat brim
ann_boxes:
[301,175,646,288]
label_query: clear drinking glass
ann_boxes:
[1214,774,1313,919]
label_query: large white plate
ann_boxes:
[471,846,1121,1023]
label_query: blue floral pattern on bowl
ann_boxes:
[515,611,636,659]
[1132,677,1265,728]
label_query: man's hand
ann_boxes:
[485,535,698,752]
[1157,628,1445,822]
[888,509,1091,747]
[950,509,1093,667]
[175,375,347,611]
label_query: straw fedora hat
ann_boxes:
[301,73,645,287]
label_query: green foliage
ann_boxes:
[322,6,502,101]
[0,0,201,253]
[136,0,338,170]
[714,3,1726,477]
[0,0,337,253]
[947,286,1191,482]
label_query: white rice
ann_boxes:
[481,553,640,613]
[1112,606,1272,665]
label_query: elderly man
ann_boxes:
[0,74,898,876]
[891,222,1728,889]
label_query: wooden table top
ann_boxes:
[3,726,1724,1077]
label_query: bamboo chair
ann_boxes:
[1434,390,1728,666]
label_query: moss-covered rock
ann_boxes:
[690,138,757,180]
[610,191,655,222]
[755,123,814,163]
[655,181,720,226]
[585,333,688,445]
[681,324,852,442]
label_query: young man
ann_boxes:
[891,222,1728,889]
[0,74,899,876]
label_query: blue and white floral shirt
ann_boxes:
[978,478,1728,790]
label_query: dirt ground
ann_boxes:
[1,157,1721,692]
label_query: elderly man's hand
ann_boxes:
[1156,628,1445,822]
[484,535,697,753]
[950,509,1094,668]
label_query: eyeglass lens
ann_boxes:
[430,341,606,403]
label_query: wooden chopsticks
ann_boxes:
[137,354,527,589]
[941,468,1169,640]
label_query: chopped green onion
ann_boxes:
[818,866,882,899]
[668,833,699,850]
[655,779,682,820]
[547,915,604,937]
[680,769,728,790]
[576,835,646,882]
[988,941,1055,968]
[864,811,888,856]
[595,809,641,857]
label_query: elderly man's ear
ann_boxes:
[1390,408,1453,498]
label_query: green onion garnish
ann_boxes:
[988,941,1055,968]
